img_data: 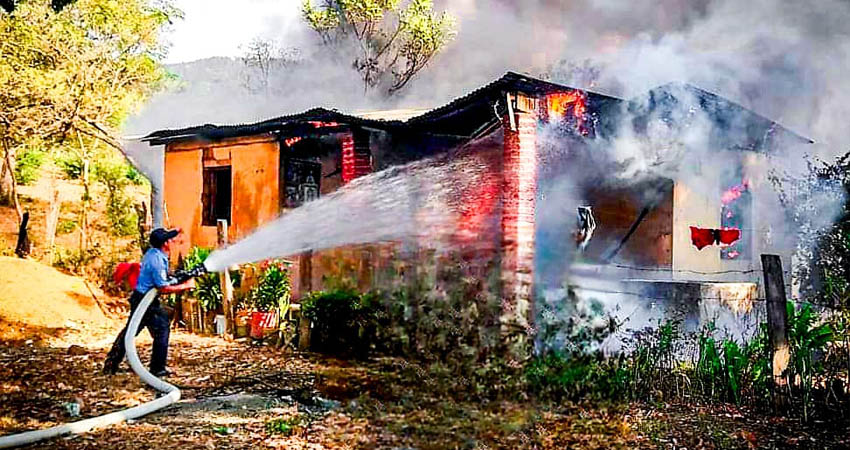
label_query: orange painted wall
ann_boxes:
[230,140,280,239]
[163,148,207,258]
[163,136,280,260]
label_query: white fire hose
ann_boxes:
[0,288,180,448]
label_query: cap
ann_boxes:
[149,228,179,248]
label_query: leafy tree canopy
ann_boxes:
[302,0,456,94]
[0,0,74,13]
[1,0,179,152]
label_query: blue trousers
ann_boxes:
[105,290,171,373]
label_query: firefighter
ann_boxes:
[102,228,195,377]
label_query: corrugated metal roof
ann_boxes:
[142,71,811,151]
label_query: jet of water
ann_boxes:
[203,145,499,272]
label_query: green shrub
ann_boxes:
[302,286,378,355]
[55,153,83,180]
[787,301,834,420]
[526,353,628,401]
[265,415,304,435]
[15,148,46,185]
[125,165,146,185]
[250,261,291,312]
[94,159,137,236]
[57,219,77,235]
[183,247,222,311]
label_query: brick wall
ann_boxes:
[341,130,372,183]
[500,111,538,349]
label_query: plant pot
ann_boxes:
[235,311,251,338]
[250,311,277,339]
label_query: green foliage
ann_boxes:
[302,286,369,355]
[93,155,137,236]
[52,245,95,273]
[250,261,291,312]
[1,0,178,214]
[301,0,456,93]
[125,165,146,185]
[183,247,222,311]
[265,415,304,436]
[55,153,83,180]
[526,353,628,401]
[786,301,834,420]
[57,218,77,235]
[14,147,46,185]
[772,152,850,307]
[537,286,618,357]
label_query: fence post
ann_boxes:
[217,219,235,339]
[761,254,790,405]
[297,250,312,351]
[15,211,30,258]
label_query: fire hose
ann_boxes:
[0,264,208,448]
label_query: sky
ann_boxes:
[164,0,302,64]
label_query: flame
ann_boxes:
[721,179,749,260]
[547,91,588,134]
[721,179,749,205]
[284,136,303,147]
[308,121,339,128]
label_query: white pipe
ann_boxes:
[0,289,179,448]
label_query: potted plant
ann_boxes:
[183,246,241,334]
[249,260,291,339]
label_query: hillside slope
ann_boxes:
[0,256,122,346]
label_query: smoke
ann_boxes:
[124,0,850,348]
[129,0,850,154]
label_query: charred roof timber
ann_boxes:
[142,71,812,152]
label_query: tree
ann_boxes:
[0,0,178,251]
[772,152,850,307]
[240,37,301,92]
[301,0,456,94]
[0,0,75,13]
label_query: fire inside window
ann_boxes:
[202,166,232,226]
[721,180,751,260]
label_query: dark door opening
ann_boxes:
[202,166,231,226]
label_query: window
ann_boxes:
[202,166,231,226]
[280,157,321,209]
[720,166,751,260]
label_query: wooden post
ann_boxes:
[45,189,61,263]
[15,211,30,258]
[217,219,235,339]
[297,250,312,351]
[761,254,790,404]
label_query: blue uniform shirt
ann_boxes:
[135,247,177,294]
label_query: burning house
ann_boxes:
[141,72,810,334]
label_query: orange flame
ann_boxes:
[284,136,303,147]
[548,91,588,134]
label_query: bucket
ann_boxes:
[214,315,226,335]
[250,311,277,339]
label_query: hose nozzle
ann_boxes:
[173,263,208,283]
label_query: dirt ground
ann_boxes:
[0,327,848,449]
[0,256,847,448]
[0,256,125,346]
